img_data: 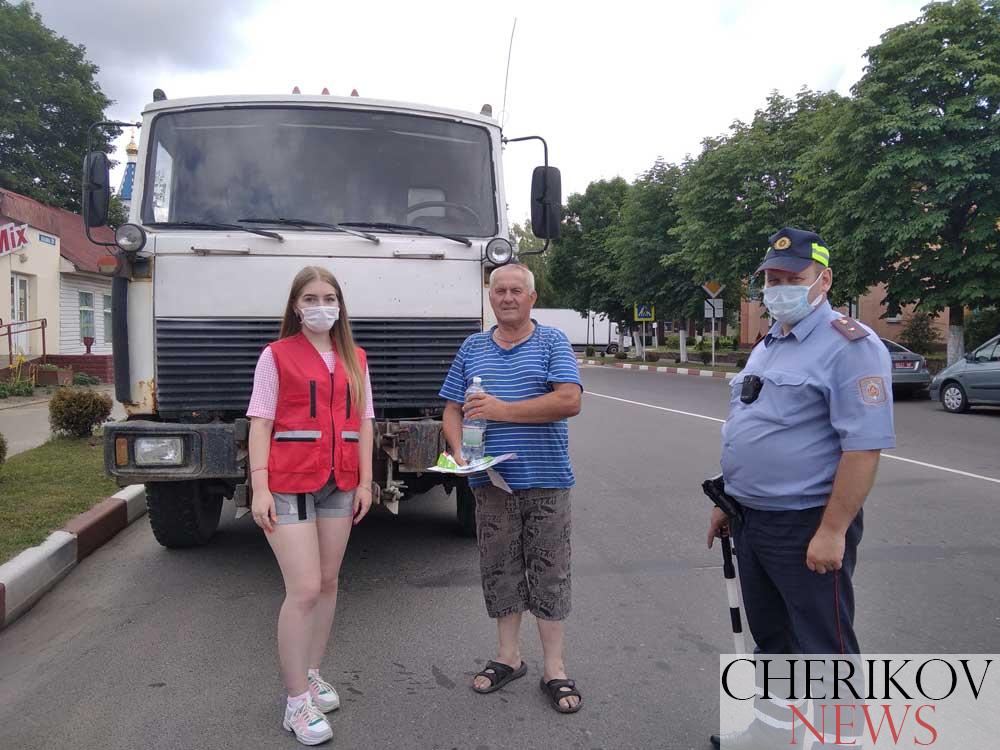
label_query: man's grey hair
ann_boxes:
[489,263,536,293]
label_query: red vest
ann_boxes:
[266,332,366,494]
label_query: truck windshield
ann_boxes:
[141,106,498,237]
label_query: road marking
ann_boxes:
[877,454,1000,485]
[585,391,1000,485]
[586,391,726,424]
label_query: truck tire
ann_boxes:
[146,481,224,548]
[456,480,477,538]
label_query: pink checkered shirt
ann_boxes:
[247,346,375,421]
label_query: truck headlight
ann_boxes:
[115,223,147,253]
[134,437,184,466]
[485,237,514,266]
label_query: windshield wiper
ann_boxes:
[238,217,380,244]
[340,221,472,247]
[147,221,283,241]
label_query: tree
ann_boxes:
[801,0,1000,364]
[0,1,118,212]
[511,220,562,307]
[672,90,845,291]
[609,160,694,317]
[107,194,128,229]
[547,177,631,324]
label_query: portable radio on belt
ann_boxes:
[740,375,764,404]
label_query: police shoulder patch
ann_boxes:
[858,376,887,405]
[832,317,869,341]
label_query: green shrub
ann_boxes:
[899,311,941,355]
[643,351,661,362]
[0,383,8,399]
[73,372,102,386]
[585,346,595,357]
[0,432,6,467]
[965,307,1000,351]
[614,351,628,361]
[7,380,33,397]
[737,356,748,368]
[49,388,113,437]
[700,349,712,365]
[665,334,680,349]
[36,363,59,371]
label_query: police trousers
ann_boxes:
[733,505,863,655]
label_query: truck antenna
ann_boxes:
[501,18,517,129]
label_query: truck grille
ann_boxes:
[155,318,481,419]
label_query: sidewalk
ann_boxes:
[0,386,123,457]
[578,358,738,380]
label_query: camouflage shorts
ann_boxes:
[472,485,572,621]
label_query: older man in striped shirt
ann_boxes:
[440,263,584,714]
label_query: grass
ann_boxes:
[0,436,117,564]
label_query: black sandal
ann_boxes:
[472,660,527,694]
[540,677,583,713]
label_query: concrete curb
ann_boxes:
[0,397,50,412]
[0,484,145,630]
[578,359,737,380]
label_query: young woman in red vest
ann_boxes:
[247,265,374,746]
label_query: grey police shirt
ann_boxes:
[721,301,895,511]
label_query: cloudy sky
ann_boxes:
[35,0,927,224]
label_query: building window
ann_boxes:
[79,291,95,340]
[103,294,113,344]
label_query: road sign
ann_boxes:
[704,300,724,318]
[702,281,725,298]
[634,302,654,322]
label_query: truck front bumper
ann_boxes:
[104,420,245,485]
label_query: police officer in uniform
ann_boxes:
[707,228,895,748]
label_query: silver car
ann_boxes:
[929,334,1000,413]
[881,338,931,397]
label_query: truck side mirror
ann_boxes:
[530,166,562,240]
[83,151,111,228]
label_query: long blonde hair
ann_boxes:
[280,266,365,416]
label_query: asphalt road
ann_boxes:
[1,367,997,750]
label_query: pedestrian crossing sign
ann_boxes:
[634,303,654,322]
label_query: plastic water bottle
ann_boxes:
[462,377,487,464]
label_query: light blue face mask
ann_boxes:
[763,273,826,326]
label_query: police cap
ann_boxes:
[756,227,831,274]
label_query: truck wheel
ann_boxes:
[456,480,477,538]
[606,343,619,354]
[146,481,224,548]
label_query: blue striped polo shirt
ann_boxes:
[438,322,583,489]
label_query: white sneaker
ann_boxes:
[308,673,341,713]
[282,698,333,746]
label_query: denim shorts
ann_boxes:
[272,474,354,524]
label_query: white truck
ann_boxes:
[82,91,560,545]
[531,308,625,353]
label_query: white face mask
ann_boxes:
[763,273,826,327]
[298,305,340,333]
